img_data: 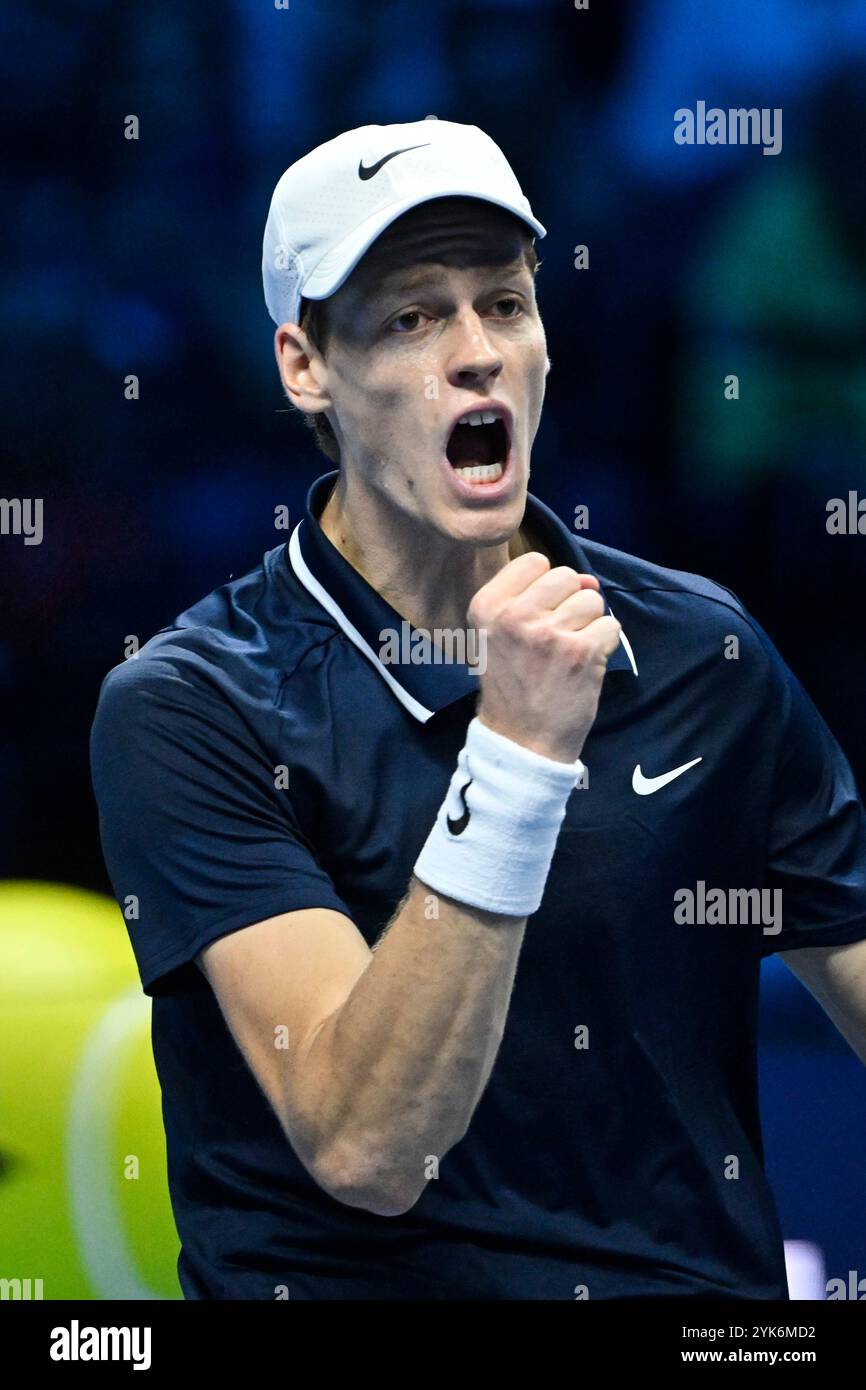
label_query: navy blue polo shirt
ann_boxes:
[91,468,866,1301]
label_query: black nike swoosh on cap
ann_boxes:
[357,143,431,180]
[446,778,473,835]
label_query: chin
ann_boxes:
[443,497,525,547]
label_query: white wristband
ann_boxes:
[413,716,585,917]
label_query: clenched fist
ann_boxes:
[468,551,621,764]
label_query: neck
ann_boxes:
[318,472,544,636]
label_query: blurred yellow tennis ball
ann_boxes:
[0,882,180,1299]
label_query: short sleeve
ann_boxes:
[90,655,353,994]
[756,624,866,957]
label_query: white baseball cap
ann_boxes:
[261,117,546,327]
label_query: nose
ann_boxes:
[445,310,503,390]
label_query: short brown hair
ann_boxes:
[295,236,539,464]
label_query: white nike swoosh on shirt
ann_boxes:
[632,757,703,795]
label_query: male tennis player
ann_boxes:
[91,118,866,1301]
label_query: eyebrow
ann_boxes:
[371,260,530,304]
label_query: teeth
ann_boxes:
[459,409,503,427]
[453,461,504,483]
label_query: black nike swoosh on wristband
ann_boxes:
[446,778,473,835]
[357,143,430,179]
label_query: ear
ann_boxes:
[544,353,552,376]
[274,324,332,414]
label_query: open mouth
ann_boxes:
[446,408,510,484]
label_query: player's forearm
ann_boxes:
[294,713,589,1215]
[295,875,528,1215]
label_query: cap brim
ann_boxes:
[301,187,546,304]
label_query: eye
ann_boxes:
[492,297,522,317]
[389,310,431,334]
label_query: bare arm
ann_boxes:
[199,882,527,1217]
[199,553,620,1216]
[779,935,866,1066]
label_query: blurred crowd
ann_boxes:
[3,0,865,884]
